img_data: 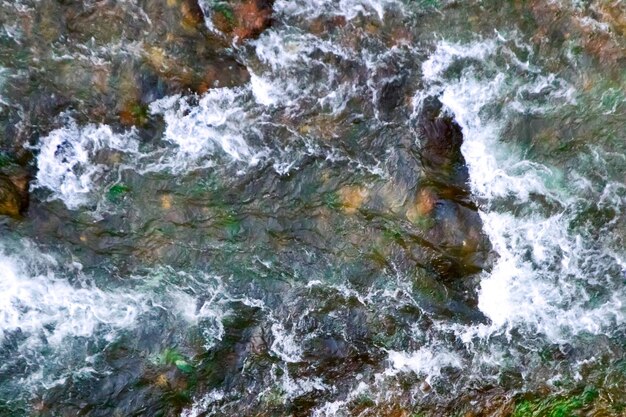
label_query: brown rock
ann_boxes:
[414,96,494,290]
[418,96,468,188]
[338,185,368,214]
[529,0,626,66]
[180,0,205,27]
[212,0,274,43]
[0,173,25,217]
[415,187,438,216]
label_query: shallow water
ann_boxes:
[1,0,625,416]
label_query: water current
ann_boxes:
[0,0,625,415]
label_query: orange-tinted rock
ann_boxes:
[529,0,626,66]
[338,185,368,214]
[415,187,438,216]
[406,187,438,224]
[308,15,347,36]
[0,165,29,217]
[180,0,205,27]
[119,102,150,127]
[0,175,22,217]
[212,0,273,43]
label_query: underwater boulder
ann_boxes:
[0,0,253,138]
[0,165,29,217]
[417,95,469,191]
[414,96,493,285]
[212,0,274,43]
[0,175,22,217]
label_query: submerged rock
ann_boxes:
[417,96,469,191]
[0,164,29,217]
[211,0,274,43]
[529,0,626,68]
[0,0,252,144]
[0,176,21,217]
[413,96,492,296]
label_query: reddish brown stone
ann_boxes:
[180,0,205,27]
[0,165,30,218]
[528,0,626,66]
[212,0,274,43]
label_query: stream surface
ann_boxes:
[0,0,625,416]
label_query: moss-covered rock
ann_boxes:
[513,387,599,417]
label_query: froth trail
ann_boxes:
[418,38,626,345]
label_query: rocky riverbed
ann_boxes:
[0,0,625,416]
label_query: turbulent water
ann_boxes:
[1,0,625,416]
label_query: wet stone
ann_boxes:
[0,0,252,141]
[417,96,469,190]
[211,0,274,43]
[4,0,625,415]
[410,96,493,305]
[0,175,21,217]
[0,164,29,217]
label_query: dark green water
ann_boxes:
[0,0,625,416]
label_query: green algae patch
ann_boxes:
[261,387,285,407]
[174,359,194,374]
[107,184,131,203]
[0,399,29,417]
[220,211,243,240]
[157,348,196,374]
[513,387,599,417]
[324,191,341,210]
[0,153,12,168]
[212,1,236,26]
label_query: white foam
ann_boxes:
[0,242,145,347]
[251,30,353,109]
[421,39,498,82]
[32,88,271,210]
[150,88,265,170]
[476,211,624,341]
[310,381,370,417]
[279,371,329,400]
[270,322,303,363]
[417,38,626,343]
[250,73,279,106]
[0,240,232,395]
[32,118,139,209]
[387,347,463,384]
[275,0,401,20]
[180,389,225,417]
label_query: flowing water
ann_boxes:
[0,0,625,416]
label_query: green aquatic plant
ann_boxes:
[324,191,341,209]
[0,152,12,168]
[599,88,625,113]
[410,213,435,230]
[382,223,405,242]
[354,394,375,408]
[513,387,599,417]
[0,399,28,417]
[157,348,195,373]
[130,103,150,126]
[220,211,242,240]
[107,184,131,202]
[212,1,236,25]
